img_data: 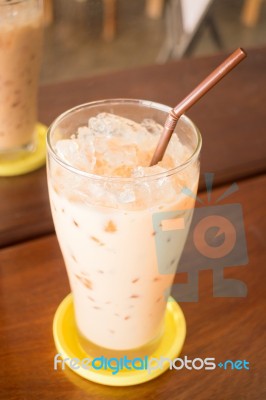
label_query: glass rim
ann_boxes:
[47,98,202,183]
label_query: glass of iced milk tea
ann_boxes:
[0,0,43,156]
[47,99,202,357]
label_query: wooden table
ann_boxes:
[0,48,265,399]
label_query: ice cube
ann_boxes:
[117,186,136,203]
[104,145,137,168]
[141,118,163,136]
[132,166,145,178]
[55,138,96,171]
[53,112,187,207]
[87,113,146,139]
[153,175,177,203]
[86,113,161,158]
[165,133,186,163]
[134,165,177,204]
[94,137,108,154]
[134,165,167,177]
[55,139,79,163]
[77,126,91,138]
[87,113,125,137]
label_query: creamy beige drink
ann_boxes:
[47,100,201,354]
[0,0,43,152]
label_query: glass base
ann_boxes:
[0,122,47,177]
[77,325,164,359]
[0,138,36,160]
[53,293,187,386]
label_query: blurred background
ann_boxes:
[41,0,266,84]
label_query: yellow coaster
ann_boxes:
[0,122,47,177]
[53,293,186,387]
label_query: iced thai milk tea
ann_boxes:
[0,0,43,152]
[47,100,201,356]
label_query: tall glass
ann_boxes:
[47,99,202,357]
[0,0,43,156]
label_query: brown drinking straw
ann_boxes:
[150,48,247,166]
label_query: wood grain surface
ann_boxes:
[0,174,265,399]
[0,47,265,248]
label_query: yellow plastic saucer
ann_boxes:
[53,293,186,387]
[0,122,47,177]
